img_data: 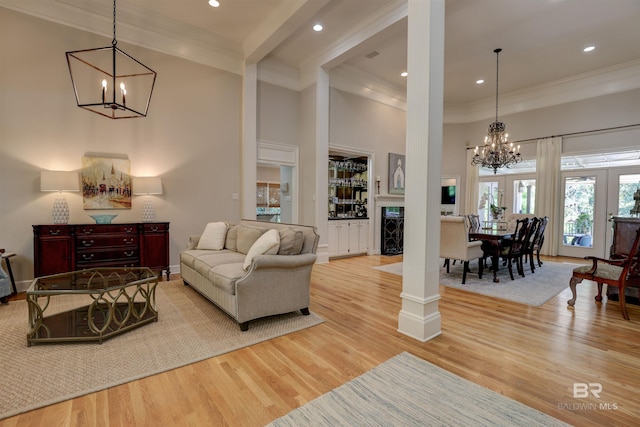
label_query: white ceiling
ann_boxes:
[3,0,640,117]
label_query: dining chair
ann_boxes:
[440,216,484,284]
[568,227,640,320]
[466,214,481,236]
[499,218,531,280]
[525,216,548,272]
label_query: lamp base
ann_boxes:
[141,197,156,223]
[52,194,70,224]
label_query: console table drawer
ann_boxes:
[142,223,168,233]
[75,225,138,235]
[76,248,140,265]
[76,235,138,248]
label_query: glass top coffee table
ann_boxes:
[26,267,159,346]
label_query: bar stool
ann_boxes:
[0,249,17,304]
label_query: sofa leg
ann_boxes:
[301,307,310,316]
[239,321,249,331]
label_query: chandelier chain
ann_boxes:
[495,48,500,122]
[112,0,117,46]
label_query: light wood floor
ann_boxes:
[3,255,640,426]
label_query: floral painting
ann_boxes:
[82,156,132,209]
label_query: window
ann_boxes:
[513,179,535,214]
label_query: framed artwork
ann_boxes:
[82,155,132,209]
[388,153,405,195]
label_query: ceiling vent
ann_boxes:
[365,51,380,59]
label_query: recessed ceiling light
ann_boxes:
[401,72,408,77]
[583,46,595,52]
[313,24,323,32]
[476,79,484,85]
[208,0,220,7]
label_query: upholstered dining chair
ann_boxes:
[568,227,640,320]
[440,216,484,284]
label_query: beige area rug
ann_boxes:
[268,352,569,426]
[0,280,323,420]
[373,260,579,306]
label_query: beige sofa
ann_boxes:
[180,220,319,331]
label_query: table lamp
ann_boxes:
[40,171,80,224]
[133,176,163,222]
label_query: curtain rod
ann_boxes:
[466,122,640,150]
[512,122,640,144]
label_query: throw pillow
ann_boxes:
[224,224,239,251]
[278,228,304,255]
[237,225,265,254]
[196,222,228,250]
[243,229,280,270]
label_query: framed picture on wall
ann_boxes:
[82,155,132,209]
[388,153,405,195]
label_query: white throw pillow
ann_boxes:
[243,229,280,270]
[196,222,228,250]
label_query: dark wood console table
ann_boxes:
[33,222,170,279]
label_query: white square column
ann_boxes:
[397,0,445,341]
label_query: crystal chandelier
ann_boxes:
[65,0,157,119]
[471,48,521,174]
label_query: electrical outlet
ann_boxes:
[232,193,239,200]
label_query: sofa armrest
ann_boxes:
[187,235,201,250]
[248,253,317,270]
[234,253,317,323]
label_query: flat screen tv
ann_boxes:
[441,186,456,205]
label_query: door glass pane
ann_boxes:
[513,179,535,214]
[478,181,501,222]
[618,174,640,216]
[563,176,595,247]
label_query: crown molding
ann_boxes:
[330,65,407,111]
[327,59,640,123]
[258,59,301,91]
[1,0,244,74]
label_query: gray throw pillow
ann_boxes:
[224,224,239,251]
[278,228,304,255]
[236,225,264,254]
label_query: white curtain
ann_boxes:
[465,149,479,215]
[535,137,562,255]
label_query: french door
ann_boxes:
[605,168,640,256]
[558,170,608,258]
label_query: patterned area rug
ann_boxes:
[268,352,569,426]
[373,260,578,306]
[0,280,323,420]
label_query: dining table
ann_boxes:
[469,228,513,283]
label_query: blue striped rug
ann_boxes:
[268,352,569,426]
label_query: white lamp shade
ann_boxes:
[133,176,163,195]
[40,171,80,192]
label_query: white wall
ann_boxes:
[329,88,406,195]
[0,8,243,284]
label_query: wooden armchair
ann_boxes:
[568,227,640,320]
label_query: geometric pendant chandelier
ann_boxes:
[471,48,521,174]
[65,0,157,119]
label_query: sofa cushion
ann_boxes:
[278,228,304,255]
[224,224,239,251]
[192,251,246,277]
[180,249,231,269]
[208,263,246,295]
[237,225,265,254]
[197,222,228,250]
[243,229,280,270]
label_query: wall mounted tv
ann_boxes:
[441,186,456,205]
